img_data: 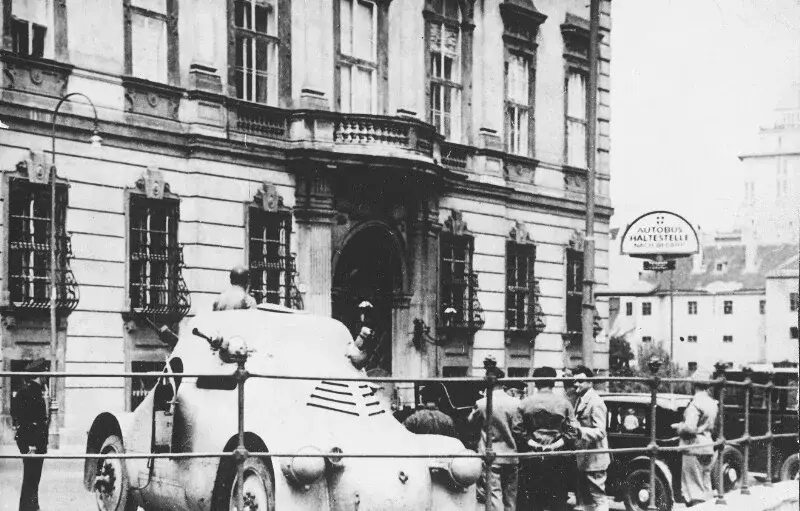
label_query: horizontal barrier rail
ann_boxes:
[2,366,797,511]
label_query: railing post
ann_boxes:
[714,374,727,505]
[646,357,661,511]
[741,373,752,495]
[234,357,249,511]
[765,374,774,487]
[483,357,498,511]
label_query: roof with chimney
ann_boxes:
[644,243,799,293]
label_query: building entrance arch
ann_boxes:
[332,223,405,376]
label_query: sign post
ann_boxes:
[621,211,699,374]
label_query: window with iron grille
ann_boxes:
[6,179,78,312]
[130,360,166,410]
[248,208,293,306]
[506,242,537,332]
[128,195,189,321]
[426,0,463,141]
[565,248,583,334]
[440,233,483,331]
[233,0,279,105]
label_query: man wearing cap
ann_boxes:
[11,358,50,511]
[213,265,257,311]
[403,384,457,438]
[671,369,718,507]
[517,366,579,511]
[571,365,610,511]
[469,361,523,511]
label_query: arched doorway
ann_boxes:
[332,224,404,376]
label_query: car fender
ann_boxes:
[628,455,674,490]
[83,411,135,491]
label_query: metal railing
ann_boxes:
[2,360,798,511]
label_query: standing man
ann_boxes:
[213,265,257,311]
[671,369,718,507]
[469,364,523,511]
[11,358,50,511]
[517,366,579,511]
[572,366,610,511]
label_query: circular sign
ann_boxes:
[620,210,699,259]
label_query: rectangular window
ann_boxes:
[441,233,481,330]
[688,361,697,372]
[642,336,651,343]
[339,0,377,113]
[565,71,587,168]
[127,0,170,83]
[11,0,49,58]
[565,248,583,334]
[505,242,536,331]
[760,299,766,314]
[688,301,697,315]
[791,327,799,340]
[687,335,698,343]
[625,302,633,316]
[427,7,462,141]
[723,335,733,343]
[128,195,183,314]
[791,293,798,312]
[248,209,292,306]
[233,0,279,105]
[505,53,532,156]
[724,300,733,314]
[642,302,652,316]
[7,179,70,308]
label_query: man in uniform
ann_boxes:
[469,360,523,511]
[571,365,610,511]
[11,358,50,511]
[517,366,579,511]
[671,368,718,507]
[213,265,257,311]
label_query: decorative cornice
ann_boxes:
[508,220,533,244]
[443,210,472,237]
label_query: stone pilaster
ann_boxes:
[294,172,335,316]
[391,293,414,407]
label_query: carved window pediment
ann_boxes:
[500,0,547,52]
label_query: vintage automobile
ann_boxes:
[601,392,746,511]
[83,304,482,511]
[716,365,799,482]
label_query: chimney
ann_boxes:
[744,225,758,273]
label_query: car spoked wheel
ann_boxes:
[228,458,275,511]
[712,447,744,493]
[623,468,673,511]
[779,454,800,481]
[94,435,135,511]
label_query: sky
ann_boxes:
[610,0,800,232]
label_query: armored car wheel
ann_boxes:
[623,468,674,511]
[94,435,136,511]
[214,457,276,511]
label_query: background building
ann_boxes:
[0,0,612,446]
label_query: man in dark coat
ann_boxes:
[213,265,257,311]
[402,384,457,437]
[517,366,579,511]
[11,358,50,511]
[571,365,611,511]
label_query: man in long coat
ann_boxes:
[571,365,610,511]
[11,358,50,511]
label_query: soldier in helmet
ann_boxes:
[213,265,257,311]
[11,358,50,511]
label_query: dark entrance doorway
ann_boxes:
[332,224,403,376]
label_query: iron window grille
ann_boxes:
[505,242,545,339]
[128,195,190,324]
[565,247,583,335]
[6,179,79,313]
[440,233,484,333]
[130,360,166,410]
[248,208,301,309]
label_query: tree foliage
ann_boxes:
[608,336,691,394]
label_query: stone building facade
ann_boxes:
[0,0,612,444]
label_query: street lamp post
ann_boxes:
[49,93,102,440]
